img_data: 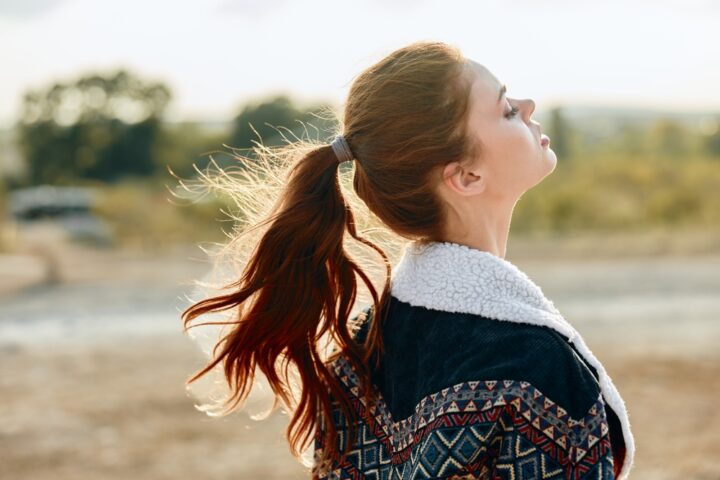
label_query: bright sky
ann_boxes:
[0,0,718,129]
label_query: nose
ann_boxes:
[521,98,536,118]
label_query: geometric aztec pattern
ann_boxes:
[313,353,616,479]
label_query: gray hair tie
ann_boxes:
[330,134,355,164]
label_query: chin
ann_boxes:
[544,148,558,173]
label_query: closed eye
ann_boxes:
[505,105,519,119]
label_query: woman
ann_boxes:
[181,41,635,479]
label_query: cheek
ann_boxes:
[514,124,537,150]
[484,123,535,173]
[502,126,539,180]
[507,128,539,171]
[503,125,535,159]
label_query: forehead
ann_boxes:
[464,60,503,120]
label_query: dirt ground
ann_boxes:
[1,337,718,480]
[1,232,719,479]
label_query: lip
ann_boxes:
[540,133,550,147]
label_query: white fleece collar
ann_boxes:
[389,240,635,480]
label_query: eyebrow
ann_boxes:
[497,84,507,104]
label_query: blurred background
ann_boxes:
[1,0,718,479]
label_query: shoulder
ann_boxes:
[356,295,602,421]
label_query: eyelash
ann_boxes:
[505,105,519,119]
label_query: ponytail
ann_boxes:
[182,40,479,475]
[181,140,392,470]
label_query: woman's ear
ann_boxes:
[441,161,486,197]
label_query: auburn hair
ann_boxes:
[179,40,479,476]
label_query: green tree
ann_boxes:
[702,116,720,159]
[228,95,338,153]
[155,122,230,179]
[546,107,571,160]
[616,122,645,156]
[16,69,171,184]
[649,118,688,158]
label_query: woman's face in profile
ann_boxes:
[457,59,557,200]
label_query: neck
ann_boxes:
[441,198,516,259]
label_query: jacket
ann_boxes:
[312,240,635,479]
